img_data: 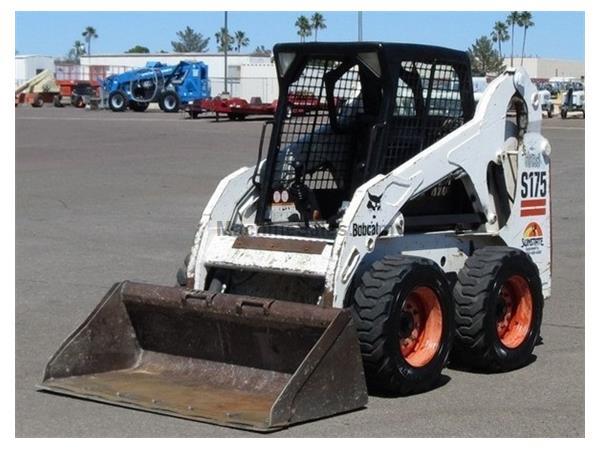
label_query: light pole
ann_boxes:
[358,11,363,41]
[224,11,229,95]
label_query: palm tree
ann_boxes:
[506,11,521,66]
[310,12,327,42]
[215,27,233,52]
[519,12,534,65]
[81,26,98,57]
[295,15,312,43]
[234,31,250,52]
[68,40,86,62]
[490,21,509,58]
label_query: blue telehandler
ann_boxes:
[102,61,210,113]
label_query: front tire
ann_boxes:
[159,91,180,113]
[452,247,543,372]
[108,91,127,112]
[352,255,454,395]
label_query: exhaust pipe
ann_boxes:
[39,281,368,431]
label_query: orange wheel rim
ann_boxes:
[496,275,533,348]
[398,286,443,367]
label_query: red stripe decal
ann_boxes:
[521,198,546,207]
[520,208,546,217]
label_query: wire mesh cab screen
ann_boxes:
[382,61,466,173]
[264,56,381,225]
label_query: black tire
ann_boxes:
[129,101,149,112]
[452,246,543,372]
[560,108,567,119]
[31,95,44,108]
[159,91,180,113]
[72,96,85,108]
[352,255,454,395]
[227,112,246,121]
[53,95,64,107]
[108,91,127,112]
[176,252,191,287]
[547,104,553,118]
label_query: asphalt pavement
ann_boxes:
[15,106,585,437]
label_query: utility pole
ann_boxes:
[224,11,229,95]
[358,11,363,41]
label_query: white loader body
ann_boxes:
[188,67,551,307]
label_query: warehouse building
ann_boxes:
[15,54,55,86]
[505,57,584,80]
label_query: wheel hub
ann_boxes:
[495,275,533,348]
[398,287,442,368]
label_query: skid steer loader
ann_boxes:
[40,42,551,431]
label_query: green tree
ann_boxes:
[490,21,509,58]
[215,27,234,52]
[251,45,272,57]
[234,31,250,52]
[310,12,327,41]
[295,15,312,43]
[506,12,521,66]
[126,45,150,54]
[519,12,534,65]
[171,26,210,53]
[467,36,505,76]
[68,40,86,62]
[81,26,98,57]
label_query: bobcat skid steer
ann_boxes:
[40,42,551,431]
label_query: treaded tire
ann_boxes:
[452,246,543,372]
[159,91,180,113]
[351,255,454,395]
[108,91,127,112]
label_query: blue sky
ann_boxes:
[15,11,584,60]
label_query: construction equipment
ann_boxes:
[102,61,210,113]
[15,69,60,107]
[41,42,551,431]
[53,80,101,108]
[560,85,585,119]
[537,87,555,118]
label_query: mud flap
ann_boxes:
[39,282,368,431]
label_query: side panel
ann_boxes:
[499,132,552,297]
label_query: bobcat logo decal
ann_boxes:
[367,192,382,211]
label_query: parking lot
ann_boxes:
[15,106,585,437]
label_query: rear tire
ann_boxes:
[560,108,567,119]
[452,247,543,372]
[352,255,454,395]
[108,91,127,112]
[159,91,180,113]
[53,95,64,107]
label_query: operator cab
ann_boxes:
[255,42,477,236]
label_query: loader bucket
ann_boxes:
[39,281,368,431]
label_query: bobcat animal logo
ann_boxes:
[367,192,382,211]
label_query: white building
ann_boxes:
[15,54,55,86]
[81,53,279,101]
[504,57,584,80]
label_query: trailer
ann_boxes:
[186,92,329,120]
